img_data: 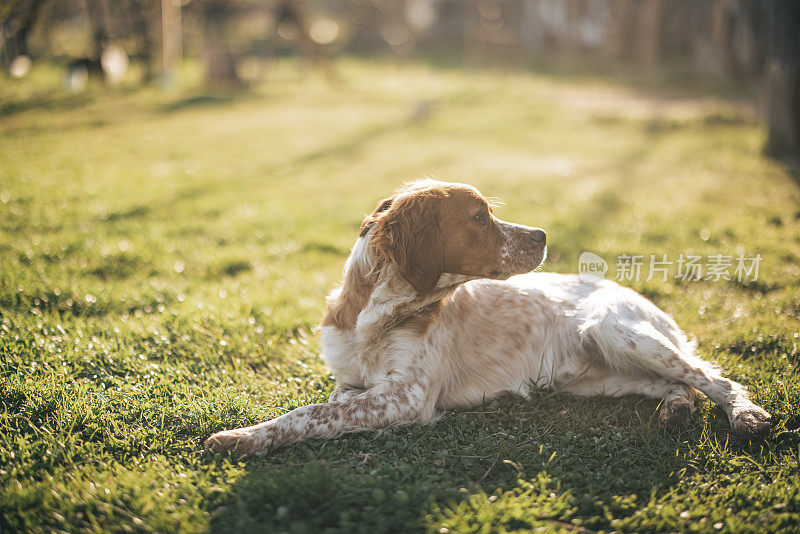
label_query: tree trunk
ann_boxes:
[84,0,109,60]
[202,3,240,86]
[764,61,800,158]
[1,0,47,69]
[128,0,155,82]
[764,0,800,158]
[636,0,663,69]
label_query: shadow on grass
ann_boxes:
[157,89,260,114]
[776,155,800,194]
[416,52,756,103]
[159,94,238,113]
[290,115,421,168]
[0,92,95,118]
[204,394,702,533]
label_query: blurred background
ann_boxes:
[2,7,800,531]
[2,0,799,157]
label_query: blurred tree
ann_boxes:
[3,0,159,82]
[161,0,182,85]
[1,0,49,69]
[85,0,109,59]
[764,0,800,158]
[193,0,242,85]
[269,0,336,79]
[127,0,158,81]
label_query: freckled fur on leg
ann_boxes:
[556,367,697,428]
[657,384,697,428]
[205,181,772,453]
[583,317,769,436]
[205,381,426,454]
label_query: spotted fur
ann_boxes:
[205,180,770,455]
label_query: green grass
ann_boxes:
[1,58,799,533]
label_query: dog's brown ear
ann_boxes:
[370,194,443,294]
[360,197,394,237]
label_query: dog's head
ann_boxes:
[363,180,546,294]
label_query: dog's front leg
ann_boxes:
[204,380,426,455]
[328,385,365,403]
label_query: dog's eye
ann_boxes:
[473,212,489,225]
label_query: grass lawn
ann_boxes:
[1,58,799,533]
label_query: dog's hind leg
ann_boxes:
[588,320,771,437]
[556,364,697,426]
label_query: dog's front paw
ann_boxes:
[730,405,772,439]
[205,429,261,455]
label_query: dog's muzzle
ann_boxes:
[497,221,547,277]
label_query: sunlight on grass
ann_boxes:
[1,58,798,533]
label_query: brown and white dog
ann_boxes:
[205,180,771,454]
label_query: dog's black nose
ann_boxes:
[531,229,546,244]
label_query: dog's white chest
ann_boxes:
[320,326,366,387]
